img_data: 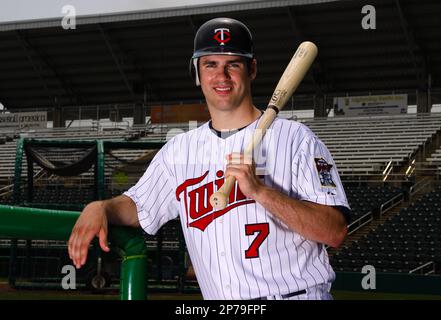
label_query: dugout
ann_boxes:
[3,138,193,293]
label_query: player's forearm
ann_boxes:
[101,195,140,227]
[254,186,347,247]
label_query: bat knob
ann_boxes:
[210,192,228,210]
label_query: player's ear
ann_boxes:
[249,58,257,81]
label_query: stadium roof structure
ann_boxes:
[0,0,440,112]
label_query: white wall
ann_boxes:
[0,0,250,23]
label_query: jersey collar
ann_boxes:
[208,110,264,139]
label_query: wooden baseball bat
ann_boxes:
[209,41,318,210]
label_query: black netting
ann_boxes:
[24,145,97,176]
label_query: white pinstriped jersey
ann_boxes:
[124,116,350,300]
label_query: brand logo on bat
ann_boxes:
[270,89,287,106]
[213,28,231,45]
[176,170,254,231]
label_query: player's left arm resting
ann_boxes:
[254,186,347,248]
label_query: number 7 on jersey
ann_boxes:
[244,223,269,259]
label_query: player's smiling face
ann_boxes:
[199,55,256,112]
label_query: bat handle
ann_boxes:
[209,112,271,211]
[209,175,236,210]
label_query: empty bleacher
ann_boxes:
[344,185,404,233]
[427,148,441,162]
[331,184,441,274]
[302,113,441,175]
[2,113,441,183]
[426,146,441,176]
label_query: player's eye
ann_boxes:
[203,62,217,68]
[228,62,242,69]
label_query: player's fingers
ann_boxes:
[70,229,81,268]
[71,230,84,269]
[80,230,97,267]
[226,163,246,169]
[72,229,94,268]
[79,246,89,268]
[225,166,246,179]
[98,228,110,252]
[67,229,77,263]
[226,163,254,174]
[69,226,84,268]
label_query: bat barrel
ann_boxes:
[269,41,318,112]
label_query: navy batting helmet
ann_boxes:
[190,17,254,86]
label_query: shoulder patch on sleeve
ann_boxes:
[314,157,336,188]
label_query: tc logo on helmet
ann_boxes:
[213,28,231,45]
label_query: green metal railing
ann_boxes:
[4,138,165,299]
[0,204,147,300]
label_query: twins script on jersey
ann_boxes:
[124,117,350,300]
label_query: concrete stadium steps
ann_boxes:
[303,113,441,175]
[426,147,441,166]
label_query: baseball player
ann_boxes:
[68,17,351,300]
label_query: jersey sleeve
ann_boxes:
[292,133,351,212]
[123,148,179,235]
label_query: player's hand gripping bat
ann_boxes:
[209,41,318,210]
